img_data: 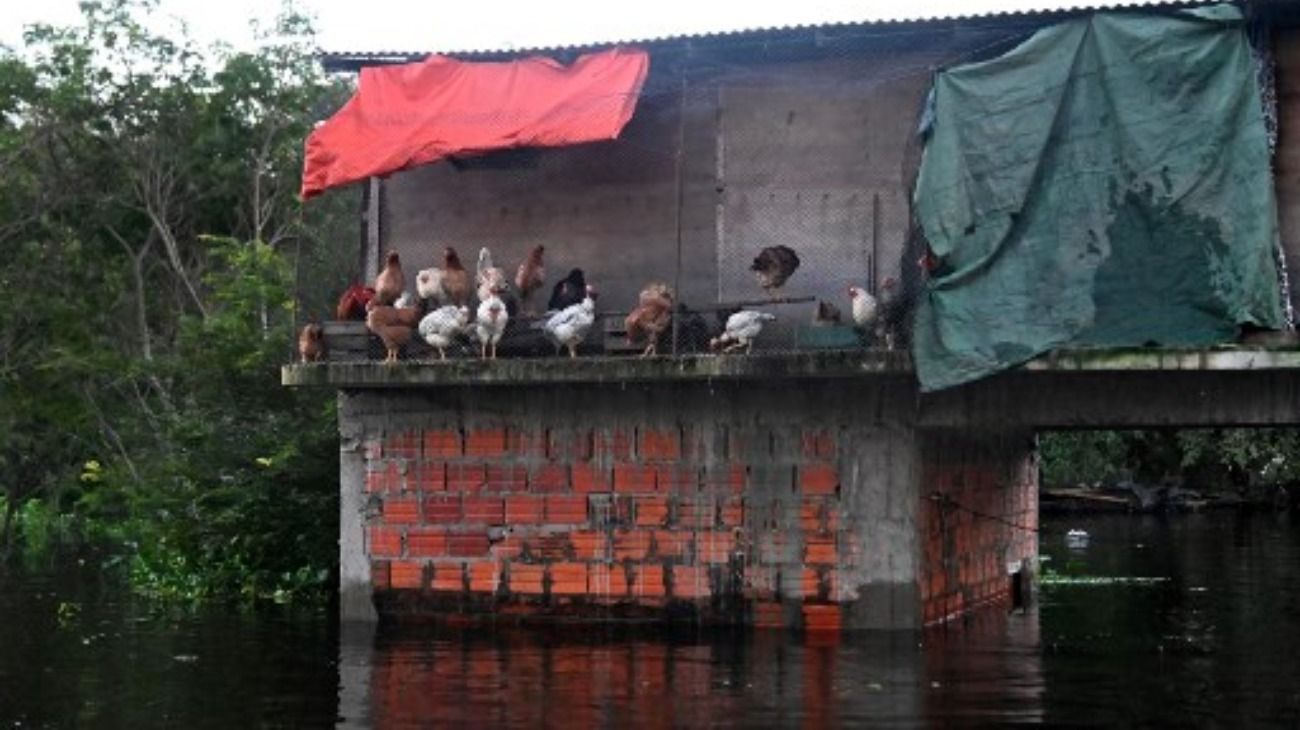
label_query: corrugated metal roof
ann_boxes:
[319,0,1196,66]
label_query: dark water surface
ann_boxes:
[3,511,1299,727]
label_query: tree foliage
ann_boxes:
[0,0,355,601]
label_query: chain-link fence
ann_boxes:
[300,23,1047,365]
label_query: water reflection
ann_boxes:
[338,610,1044,728]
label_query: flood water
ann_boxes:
[3,511,1300,727]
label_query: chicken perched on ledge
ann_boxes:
[297,323,324,363]
[418,305,471,360]
[335,284,375,321]
[475,287,509,360]
[710,310,776,354]
[541,285,597,358]
[366,302,421,364]
[417,247,472,307]
[751,245,800,298]
[374,251,405,306]
[626,282,674,358]
[476,247,509,303]
[515,245,546,314]
[548,268,587,311]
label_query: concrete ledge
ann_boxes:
[283,345,1300,389]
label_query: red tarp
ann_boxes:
[300,48,650,199]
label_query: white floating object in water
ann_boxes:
[1066,528,1090,548]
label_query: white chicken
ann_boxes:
[418,305,471,360]
[541,285,597,358]
[475,289,509,360]
[710,310,776,354]
[416,267,446,304]
[848,286,879,330]
[476,247,509,303]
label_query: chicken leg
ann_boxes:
[568,344,578,359]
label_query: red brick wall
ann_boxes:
[918,430,1038,626]
[362,420,854,629]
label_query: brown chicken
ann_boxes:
[625,282,674,358]
[514,244,546,313]
[298,323,325,362]
[374,251,405,306]
[335,284,375,321]
[750,245,801,298]
[440,247,472,307]
[365,304,421,364]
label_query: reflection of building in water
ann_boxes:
[923,609,1045,724]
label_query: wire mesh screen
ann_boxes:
[310,26,1036,365]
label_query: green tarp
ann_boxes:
[912,4,1284,392]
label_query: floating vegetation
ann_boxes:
[1040,568,1170,587]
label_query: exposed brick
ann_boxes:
[491,535,525,559]
[545,495,588,524]
[800,568,820,598]
[423,496,461,524]
[634,496,669,526]
[655,465,698,493]
[614,464,656,493]
[390,560,424,589]
[653,530,692,559]
[800,499,824,532]
[505,496,545,524]
[677,498,716,528]
[463,497,504,525]
[382,497,420,524]
[411,462,446,492]
[364,439,383,461]
[530,464,570,493]
[509,563,545,595]
[801,429,836,459]
[506,428,548,457]
[469,561,500,593]
[548,429,592,461]
[702,464,747,494]
[433,562,465,592]
[805,537,836,565]
[369,526,402,557]
[465,428,508,457]
[572,464,612,494]
[728,429,771,461]
[447,463,487,493]
[407,529,448,557]
[672,565,711,599]
[589,564,628,597]
[697,532,735,564]
[448,533,491,557]
[757,532,790,565]
[800,463,839,495]
[486,464,529,493]
[720,499,745,527]
[613,530,652,560]
[550,563,588,596]
[802,604,842,632]
[631,564,666,597]
[593,429,633,461]
[366,462,403,494]
[528,533,571,560]
[371,561,391,590]
[744,566,778,599]
[384,431,421,460]
[639,428,681,461]
[571,531,608,560]
[423,429,462,457]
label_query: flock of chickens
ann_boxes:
[298,243,900,364]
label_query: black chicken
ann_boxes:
[547,268,587,311]
[751,245,801,297]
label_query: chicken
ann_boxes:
[335,284,375,321]
[813,300,843,327]
[475,288,509,360]
[298,323,324,363]
[710,310,776,354]
[541,285,597,358]
[547,268,587,311]
[439,245,475,305]
[416,267,446,304]
[625,282,674,358]
[365,304,421,364]
[374,251,405,306]
[418,305,471,360]
[515,245,546,313]
[750,245,801,297]
[848,286,878,329]
[476,247,509,303]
